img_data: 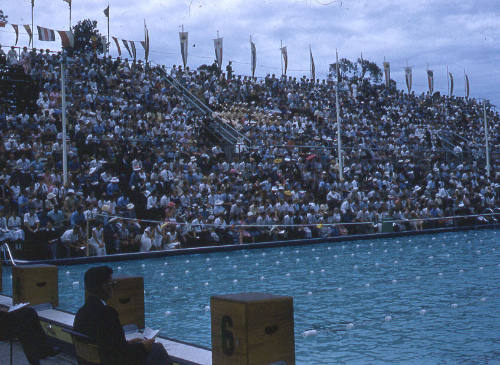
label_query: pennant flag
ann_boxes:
[112,36,121,56]
[122,39,132,58]
[449,72,454,97]
[465,73,470,99]
[213,36,223,70]
[130,40,136,59]
[12,24,19,45]
[427,69,434,94]
[310,46,315,82]
[383,61,390,88]
[250,39,256,77]
[142,19,149,61]
[179,31,188,68]
[280,45,288,75]
[405,67,412,93]
[24,25,33,46]
[0,21,6,27]
[57,30,74,48]
[63,0,71,3]
[103,6,109,18]
[37,26,55,41]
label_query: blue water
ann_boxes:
[2,229,499,364]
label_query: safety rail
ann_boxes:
[1,243,17,266]
[157,67,250,155]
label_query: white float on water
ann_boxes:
[185,260,190,263]
[416,276,421,280]
[392,279,398,284]
[233,265,237,269]
[165,311,172,316]
[451,303,458,308]
[296,258,300,262]
[365,283,370,287]
[72,281,79,286]
[480,297,486,302]
[208,267,212,271]
[276,261,280,265]
[302,329,318,337]
[160,273,164,276]
[321,269,325,273]
[307,291,312,295]
[337,287,342,291]
[310,270,314,274]
[384,315,392,322]
[204,282,208,286]
[66,271,70,275]
[118,266,122,270]
[353,265,358,269]
[438,273,443,276]
[141,264,145,268]
[479,266,484,270]
[459,269,464,273]
[164,262,168,266]
[185,270,189,274]
[419,309,427,315]
[394,260,398,264]
[315,257,319,260]
[225,256,229,260]
[286,273,290,276]
[233,279,238,283]
[334,255,338,258]
[260,276,265,280]
[174,286,178,290]
[262,252,266,256]
[204,306,210,312]
[312,248,315,252]
[375,262,379,267]
[346,323,354,330]
[206,258,210,261]
[255,263,259,266]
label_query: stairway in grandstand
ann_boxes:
[158,69,250,158]
[0,64,39,114]
[437,130,476,161]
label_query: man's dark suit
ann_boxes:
[73,295,147,365]
[0,307,52,365]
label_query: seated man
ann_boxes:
[0,306,60,365]
[74,266,172,365]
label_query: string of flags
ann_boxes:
[1,17,472,98]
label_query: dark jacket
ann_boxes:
[73,295,147,365]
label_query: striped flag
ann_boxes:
[12,24,19,45]
[250,38,256,77]
[449,72,454,97]
[405,67,412,93]
[112,36,121,56]
[280,44,288,76]
[427,69,434,94]
[37,26,55,41]
[465,73,470,99]
[383,61,390,88]
[130,41,136,60]
[310,46,315,82]
[103,6,109,18]
[57,30,74,48]
[141,20,149,61]
[213,36,223,70]
[179,31,188,68]
[122,39,132,58]
[24,25,33,46]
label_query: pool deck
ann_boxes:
[0,295,212,365]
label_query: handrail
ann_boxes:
[1,242,17,266]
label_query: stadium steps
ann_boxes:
[158,68,250,159]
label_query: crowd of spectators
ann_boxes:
[0,44,498,259]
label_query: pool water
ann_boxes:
[2,229,499,364]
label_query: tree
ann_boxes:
[0,9,8,24]
[72,19,105,54]
[329,58,357,82]
[357,58,382,83]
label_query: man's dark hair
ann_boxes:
[84,266,113,293]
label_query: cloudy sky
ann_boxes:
[2,0,500,106]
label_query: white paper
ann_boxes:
[143,327,160,340]
[8,302,29,313]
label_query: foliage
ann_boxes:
[72,19,105,54]
[0,9,8,23]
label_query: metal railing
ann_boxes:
[1,243,17,266]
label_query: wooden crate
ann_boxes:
[12,264,58,307]
[211,293,295,365]
[106,276,145,329]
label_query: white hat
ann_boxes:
[111,177,119,183]
[127,203,135,210]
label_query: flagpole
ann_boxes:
[31,0,34,48]
[69,1,71,30]
[280,40,283,76]
[483,102,490,178]
[446,65,449,97]
[335,49,343,182]
[61,57,68,186]
[107,4,110,57]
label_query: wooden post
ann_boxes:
[211,293,295,365]
[12,264,58,307]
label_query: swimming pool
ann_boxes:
[2,229,499,363]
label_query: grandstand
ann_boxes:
[0,47,498,260]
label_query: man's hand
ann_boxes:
[141,338,155,352]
